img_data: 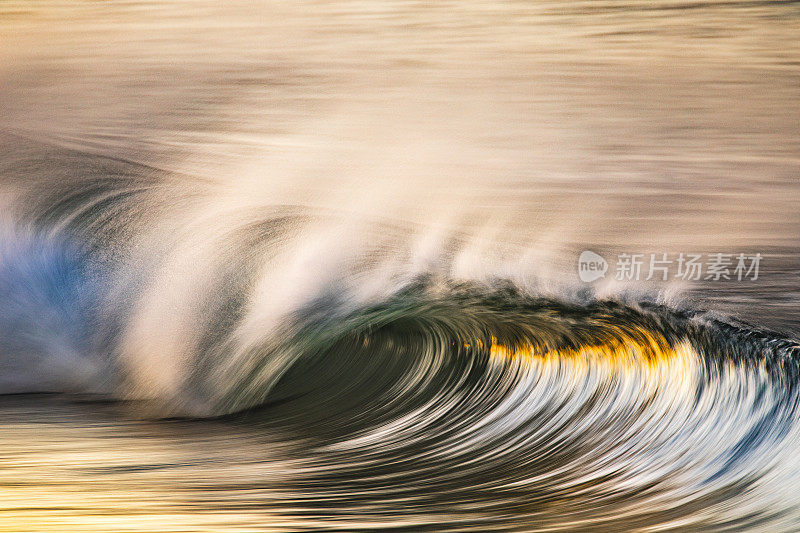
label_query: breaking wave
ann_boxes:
[1,173,800,530]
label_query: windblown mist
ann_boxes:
[1,1,799,531]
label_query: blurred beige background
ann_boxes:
[1,1,799,331]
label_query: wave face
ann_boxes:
[264,293,800,531]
